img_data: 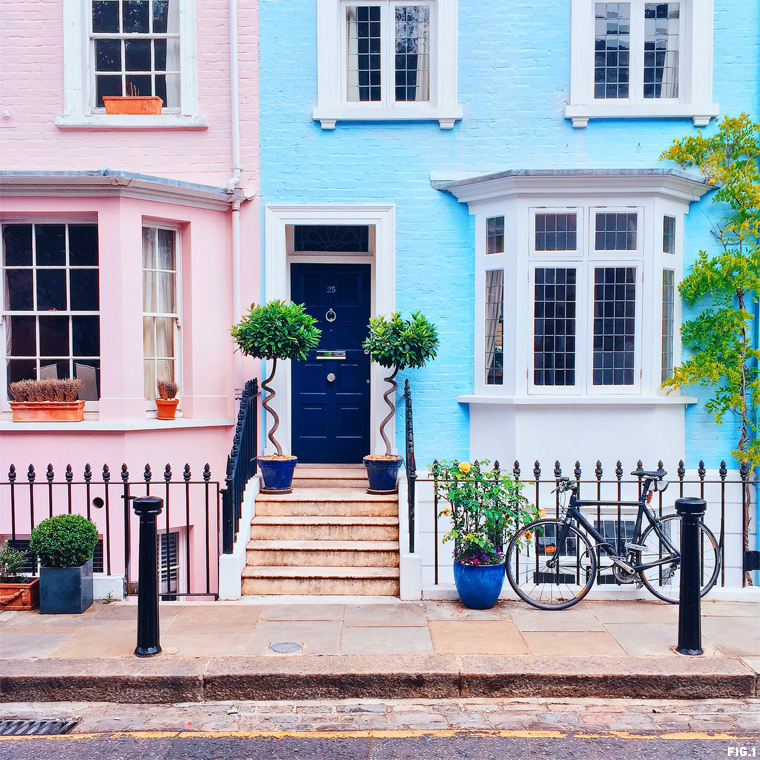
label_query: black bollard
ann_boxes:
[133,496,163,657]
[675,497,707,656]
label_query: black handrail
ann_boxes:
[404,379,416,554]
[222,378,259,554]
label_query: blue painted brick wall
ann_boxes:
[259,0,760,469]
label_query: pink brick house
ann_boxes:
[0,0,260,597]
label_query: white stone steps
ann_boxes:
[255,487,397,517]
[249,515,399,542]
[291,468,369,489]
[241,565,400,596]
[246,539,400,567]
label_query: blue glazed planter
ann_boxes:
[453,560,505,610]
[258,457,297,492]
[40,559,94,615]
[363,457,402,493]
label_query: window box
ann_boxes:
[0,578,40,611]
[102,95,163,115]
[10,400,86,423]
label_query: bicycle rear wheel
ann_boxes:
[506,519,597,610]
[637,514,720,604]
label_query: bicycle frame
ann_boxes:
[553,480,680,574]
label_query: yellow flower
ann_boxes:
[458,462,471,473]
[524,531,532,541]
[539,508,546,518]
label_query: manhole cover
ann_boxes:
[0,719,79,736]
[268,641,302,654]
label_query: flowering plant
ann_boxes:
[433,459,537,566]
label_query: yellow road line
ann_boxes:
[0,728,757,742]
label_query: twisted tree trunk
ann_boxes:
[260,358,283,456]
[379,368,398,457]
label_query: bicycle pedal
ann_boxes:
[625,543,648,552]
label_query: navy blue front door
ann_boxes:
[291,263,371,463]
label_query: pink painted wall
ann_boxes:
[0,0,260,191]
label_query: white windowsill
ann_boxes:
[0,414,234,431]
[564,101,720,129]
[55,114,209,130]
[457,395,698,406]
[313,106,463,130]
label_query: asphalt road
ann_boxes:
[1,735,758,759]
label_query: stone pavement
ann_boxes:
[1,598,759,702]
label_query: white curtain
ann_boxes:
[485,270,504,383]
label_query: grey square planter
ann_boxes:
[39,558,94,614]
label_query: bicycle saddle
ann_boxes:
[631,469,667,479]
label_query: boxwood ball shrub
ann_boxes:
[29,514,100,568]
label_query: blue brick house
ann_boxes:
[258,0,758,475]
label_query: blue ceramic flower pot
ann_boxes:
[363,457,402,493]
[258,457,297,492]
[453,560,505,610]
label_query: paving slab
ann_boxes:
[49,621,140,659]
[341,625,434,654]
[343,603,427,626]
[702,617,760,656]
[247,620,342,655]
[428,621,530,655]
[0,632,73,659]
[425,601,516,621]
[162,634,253,658]
[604,622,722,657]
[512,607,605,632]
[586,600,678,624]
[258,604,345,621]
[165,605,261,635]
[521,630,627,656]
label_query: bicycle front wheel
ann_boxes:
[638,514,721,604]
[506,519,597,610]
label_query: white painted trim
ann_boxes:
[59,0,204,125]
[566,0,718,127]
[0,415,234,431]
[457,395,698,405]
[398,471,422,600]
[314,0,460,129]
[264,205,396,457]
[218,475,259,600]
[93,573,125,600]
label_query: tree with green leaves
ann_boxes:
[363,311,439,456]
[232,300,320,456]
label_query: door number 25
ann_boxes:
[326,286,336,294]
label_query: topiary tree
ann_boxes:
[363,311,439,456]
[29,514,99,568]
[232,300,321,456]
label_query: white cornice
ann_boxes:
[0,171,244,212]
[431,169,713,205]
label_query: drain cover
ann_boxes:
[268,641,302,654]
[0,719,79,736]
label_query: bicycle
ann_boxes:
[505,468,721,609]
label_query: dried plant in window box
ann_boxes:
[8,379,85,422]
[102,85,163,115]
[156,380,180,419]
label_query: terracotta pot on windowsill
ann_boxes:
[10,400,85,422]
[102,96,163,115]
[0,577,39,611]
[156,398,179,420]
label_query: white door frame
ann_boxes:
[263,205,396,458]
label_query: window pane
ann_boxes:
[157,229,176,269]
[95,38,122,72]
[143,227,157,268]
[39,316,69,357]
[72,316,100,357]
[96,75,123,107]
[3,225,32,266]
[144,316,156,356]
[143,271,157,312]
[8,316,36,357]
[92,0,120,33]
[293,225,370,252]
[35,225,66,266]
[394,6,430,103]
[68,225,99,266]
[125,39,152,71]
[595,212,637,250]
[144,359,156,399]
[157,273,176,313]
[74,360,100,401]
[156,359,174,383]
[535,213,577,251]
[5,269,33,311]
[125,74,152,96]
[594,3,631,99]
[7,359,37,384]
[153,0,169,32]
[663,215,676,253]
[154,39,167,70]
[644,3,679,99]
[534,268,576,387]
[593,267,636,386]
[662,269,675,382]
[123,0,150,33]
[70,269,99,311]
[486,217,504,254]
[155,317,174,357]
[485,270,504,385]
[347,5,382,102]
[157,73,180,108]
[36,269,67,311]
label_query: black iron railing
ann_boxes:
[1,462,221,598]
[221,378,259,554]
[426,457,754,588]
[404,379,416,554]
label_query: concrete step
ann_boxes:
[255,488,397,517]
[241,565,400,596]
[249,515,399,542]
[291,467,369,489]
[246,539,400,567]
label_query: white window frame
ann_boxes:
[57,0,206,129]
[565,0,718,128]
[142,222,182,412]
[530,207,584,257]
[314,0,461,129]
